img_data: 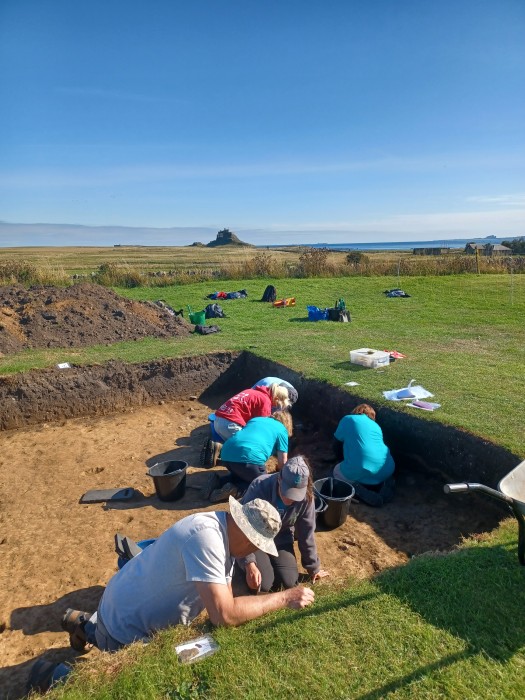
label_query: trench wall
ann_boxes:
[0,350,519,487]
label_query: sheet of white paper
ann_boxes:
[383,385,434,401]
[345,381,360,386]
[57,362,71,369]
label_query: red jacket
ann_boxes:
[215,386,272,426]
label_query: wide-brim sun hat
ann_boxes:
[229,496,280,556]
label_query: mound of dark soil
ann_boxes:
[0,283,191,354]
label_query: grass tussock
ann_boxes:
[0,260,71,287]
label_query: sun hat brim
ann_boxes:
[229,496,278,557]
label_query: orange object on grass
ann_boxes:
[273,297,296,307]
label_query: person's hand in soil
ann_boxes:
[283,586,315,609]
[311,569,330,584]
[245,562,262,591]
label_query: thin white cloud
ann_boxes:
[466,194,525,206]
[1,152,523,189]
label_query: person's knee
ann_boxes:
[278,569,299,589]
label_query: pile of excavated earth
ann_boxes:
[0,283,190,354]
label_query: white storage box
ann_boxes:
[350,348,390,369]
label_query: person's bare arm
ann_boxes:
[276,451,288,470]
[195,581,314,627]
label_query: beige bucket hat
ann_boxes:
[229,496,281,556]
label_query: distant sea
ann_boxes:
[272,236,510,252]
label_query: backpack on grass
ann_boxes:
[205,303,226,319]
[261,285,277,303]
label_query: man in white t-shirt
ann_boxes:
[28,497,315,692]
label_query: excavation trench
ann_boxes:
[0,351,519,698]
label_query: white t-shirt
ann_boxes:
[99,511,232,645]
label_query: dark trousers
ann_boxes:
[221,461,266,491]
[253,542,299,591]
[353,476,396,507]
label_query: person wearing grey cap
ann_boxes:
[27,497,315,694]
[252,377,299,406]
[239,456,329,593]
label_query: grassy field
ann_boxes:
[0,245,411,275]
[3,274,524,457]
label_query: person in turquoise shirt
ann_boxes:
[333,404,395,507]
[206,412,292,502]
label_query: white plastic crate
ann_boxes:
[350,348,390,369]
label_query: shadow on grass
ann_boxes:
[376,541,525,662]
[331,360,369,372]
[352,651,470,700]
[253,591,379,632]
[352,541,525,697]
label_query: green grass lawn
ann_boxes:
[3,274,524,457]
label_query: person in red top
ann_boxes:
[213,384,290,443]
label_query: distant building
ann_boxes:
[486,244,511,256]
[464,242,511,256]
[412,247,449,255]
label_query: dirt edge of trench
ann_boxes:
[0,350,519,486]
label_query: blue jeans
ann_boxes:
[213,416,243,442]
[84,611,124,652]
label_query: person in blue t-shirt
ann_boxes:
[206,411,292,503]
[333,404,395,507]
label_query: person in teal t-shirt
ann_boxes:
[207,412,292,502]
[333,404,395,507]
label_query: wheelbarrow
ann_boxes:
[444,458,525,565]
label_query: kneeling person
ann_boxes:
[209,411,292,502]
[239,456,329,592]
[333,403,395,507]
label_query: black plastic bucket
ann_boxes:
[147,460,188,501]
[313,477,354,529]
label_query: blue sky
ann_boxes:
[1,0,524,246]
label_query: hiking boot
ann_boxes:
[200,439,213,467]
[201,472,220,500]
[26,659,61,694]
[200,439,222,468]
[210,482,238,503]
[61,608,91,651]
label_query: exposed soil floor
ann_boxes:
[0,284,190,354]
[0,397,501,699]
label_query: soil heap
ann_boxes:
[0,283,191,354]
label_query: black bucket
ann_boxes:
[313,477,354,529]
[147,460,188,502]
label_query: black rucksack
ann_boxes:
[205,303,225,319]
[261,285,277,303]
